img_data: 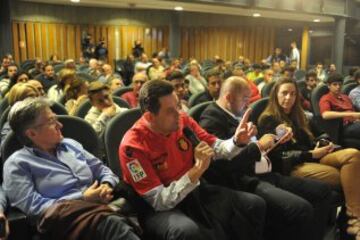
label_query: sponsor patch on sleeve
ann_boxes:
[127,159,147,182]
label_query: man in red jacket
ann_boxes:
[119,80,266,240]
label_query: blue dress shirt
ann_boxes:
[2,138,119,218]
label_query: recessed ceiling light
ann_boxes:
[313,19,320,22]
[253,13,261,17]
[288,28,293,32]
[70,0,80,2]
[174,6,183,11]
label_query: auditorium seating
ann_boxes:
[74,96,130,118]
[311,84,360,149]
[188,90,207,108]
[1,115,101,240]
[112,86,133,98]
[188,101,212,122]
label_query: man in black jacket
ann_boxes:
[199,76,332,240]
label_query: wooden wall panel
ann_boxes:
[25,22,35,60]
[12,23,20,64]
[12,21,168,65]
[56,23,62,59]
[48,23,56,58]
[180,26,276,62]
[75,25,81,60]
[107,26,115,66]
[19,22,27,62]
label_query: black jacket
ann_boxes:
[257,115,317,174]
[199,102,260,192]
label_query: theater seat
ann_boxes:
[341,82,357,95]
[2,115,99,160]
[104,108,142,177]
[188,91,206,108]
[188,101,212,123]
[0,101,68,132]
[311,84,360,148]
[261,81,276,97]
[1,115,101,240]
[112,86,133,98]
[76,72,96,82]
[249,97,269,125]
[311,84,342,144]
[74,96,129,118]
[103,108,151,218]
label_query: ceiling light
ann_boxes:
[70,0,80,2]
[253,13,261,17]
[309,30,314,33]
[313,19,320,22]
[288,28,293,32]
[174,6,183,11]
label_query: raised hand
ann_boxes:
[234,108,256,146]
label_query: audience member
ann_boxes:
[320,73,360,138]
[315,62,326,82]
[64,78,89,115]
[232,66,261,103]
[122,73,148,108]
[122,54,135,86]
[29,58,44,79]
[185,64,207,95]
[166,70,188,112]
[0,64,18,95]
[1,82,40,147]
[0,187,9,240]
[132,40,144,59]
[120,80,266,240]
[28,79,45,96]
[266,47,287,64]
[87,58,101,78]
[3,97,140,240]
[109,78,123,93]
[0,55,11,76]
[258,77,360,238]
[134,54,151,73]
[148,58,164,80]
[99,64,121,84]
[349,70,360,111]
[85,81,127,135]
[246,64,263,82]
[290,41,300,69]
[200,76,331,240]
[301,71,318,102]
[194,68,222,104]
[47,68,76,102]
[257,69,274,92]
[344,67,359,84]
[37,63,57,92]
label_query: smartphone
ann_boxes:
[275,126,287,141]
[266,130,290,154]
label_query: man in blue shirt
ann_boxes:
[3,97,140,240]
[0,187,9,240]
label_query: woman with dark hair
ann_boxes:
[64,78,88,115]
[3,71,30,96]
[258,77,360,238]
[47,68,76,102]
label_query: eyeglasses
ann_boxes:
[32,116,59,129]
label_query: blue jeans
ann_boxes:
[96,215,140,240]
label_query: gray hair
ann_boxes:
[8,97,51,146]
